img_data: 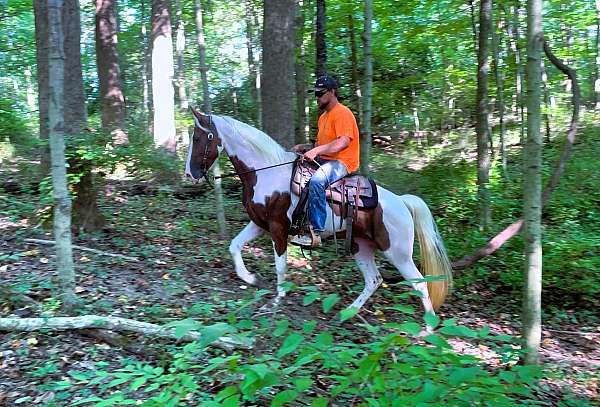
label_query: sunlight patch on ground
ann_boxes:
[0,216,29,229]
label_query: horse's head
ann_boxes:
[185,107,224,183]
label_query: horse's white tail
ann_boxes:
[400,195,453,310]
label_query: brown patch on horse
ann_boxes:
[230,156,292,256]
[350,204,391,254]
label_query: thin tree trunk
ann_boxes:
[294,0,308,144]
[492,11,507,178]
[261,0,296,148]
[174,0,188,111]
[541,60,551,142]
[508,3,525,143]
[315,0,326,77]
[34,0,51,175]
[595,0,600,110]
[141,0,150,128]
[360,0,372,175]
[47,0,77,311]
[469,0,478,52]
[349,13,363,126]
[151,0,177,153]
[522,0,543,366]
[476,0,492,231]
[95,0,128,145]
[195,0,228,238]
[245,0,261,125]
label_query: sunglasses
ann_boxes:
[315,89,329,98]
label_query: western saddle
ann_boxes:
[289,158,378,252]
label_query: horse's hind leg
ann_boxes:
[383,246,436,332]
[229,221,263,285]
[348,238,383,310]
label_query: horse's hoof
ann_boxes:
[416,328,434,338]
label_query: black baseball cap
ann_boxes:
[309,74,339,92]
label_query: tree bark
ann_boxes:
[360,0,372,176]
[294,0,308,144]
[0,316,251,351]
[151,0,177,153]
[34,0,51,175]
[595,0,600,110]
[315,0,326,77]
[245,0,261,126]
[492,9,507,178]
[95,0,128,145]
[522,0,543,366]
[261,0,296,148]
[47,0,77,312]
[195,0,228,239]
[349,13,363,126]
[476,0,492,231]
[174,0,188,112]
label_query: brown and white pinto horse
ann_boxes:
[185,108,452,330]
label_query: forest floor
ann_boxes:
[1,137,599,405]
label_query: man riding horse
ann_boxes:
[291,74,361,248]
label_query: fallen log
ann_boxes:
[0,315,252,352]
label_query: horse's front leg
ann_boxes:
[229,221,263,285]
[257,222,289,311]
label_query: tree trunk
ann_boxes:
[476,0,492,231]
[595,0,600,110]
[151,0,177,153]
[141,0,151,128]
[195,0,228,239]
[245,0,261,126]
[261,0,296,148]
[295,0,308,144]
[349,13,363,128]
[34,0,51,175]
[174,0,188,112]
[507,3,525,143]
[360,0,372,176]
[522,0,543,366]
[315,0,326,77]
[492,10,507,178]
[47,0,77,312]
[541,60,551,142]
[95,0,128,145]
[469,0,478,52]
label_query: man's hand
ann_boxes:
[291,143,312,153]
[303,148,320,161]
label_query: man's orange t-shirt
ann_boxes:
[316,103,360,173]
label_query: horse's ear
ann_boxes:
[189,106,206,128]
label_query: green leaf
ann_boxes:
[216,385,239,401]
[311,397,329,407]
[448,367,481,386]
[293,377,313,392]
[271,389,298,407]
[278,332,304,357]
[273,319,289,337]
[322,294,340,313]
[438,325,477,337]
[424,313,440,329]
[164,318,201,340]
[315,332,333,347]
[130,376,148,391]
[199,322,232,347]
[247,363,271,379]
[398,321,421,335]
[303,291,320,306]
[340,307,360,322]
[303,320,317,334]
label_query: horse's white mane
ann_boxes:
[214,115,296,165]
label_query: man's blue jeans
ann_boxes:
[308,158,348,232]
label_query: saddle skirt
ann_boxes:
[290,159,378,209]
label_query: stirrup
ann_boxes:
[290,229,321,248]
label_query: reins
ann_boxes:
[214,158,298,180]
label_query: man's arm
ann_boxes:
[291,143,314,153]
[304,136,350,161]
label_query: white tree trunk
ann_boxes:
[151,0,177,152]
[523,0,543,366]
[595,0,600,110]
[47,0,77,311]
